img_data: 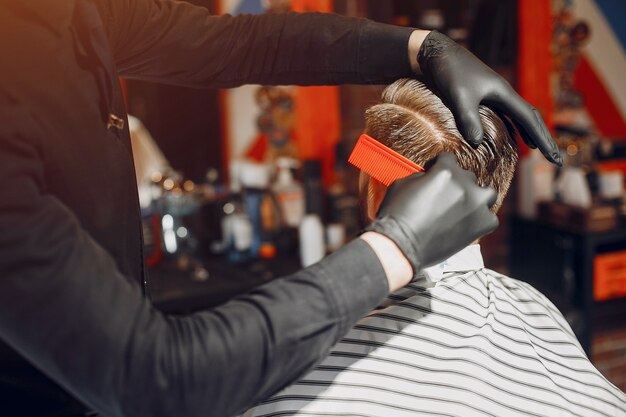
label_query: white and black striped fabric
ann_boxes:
[244,245,626,417]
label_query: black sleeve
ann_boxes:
[0,96,388,417]
[94,0,414,87]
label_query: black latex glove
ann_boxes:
[418,30,562,166]
[366,153,498,275]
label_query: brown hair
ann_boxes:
[365,79,518,212]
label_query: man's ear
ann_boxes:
[367,178,388,221]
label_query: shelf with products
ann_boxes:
[149,252,301,314]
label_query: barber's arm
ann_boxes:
[95,0,560,164]
[0,101,392,417]
[96,0,414,86]
[0,99,492,417]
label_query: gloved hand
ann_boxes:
[418,30,562,166]
[365,153,498,275]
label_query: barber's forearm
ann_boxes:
[120,240,391,417]
[0,120,392,417]
[0,204,391,417]
[408,30,432,74]
[100,0,418,87]
[360,232,413,292]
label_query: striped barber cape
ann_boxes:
[244,245,626,417]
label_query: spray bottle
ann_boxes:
[272,157,304,228]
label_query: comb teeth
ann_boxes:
[348,134,424,186]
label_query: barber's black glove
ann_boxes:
[418,30,562,166]
[365,153,498,275]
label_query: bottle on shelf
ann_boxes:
[299,159,326,267]
[272,157,305,228]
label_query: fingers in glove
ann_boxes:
[469,185,498,212]
[431,152,459,172]
[484,186,498,209]
[460,174,497,212]
[491,85,562,166]
[476,206,500,237]
[459,165,478,184]
[448,91,484,148]
[434,152,480,186]
[466,186,499,238]
[385,171,423,199]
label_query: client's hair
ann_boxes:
[365,79,518,212]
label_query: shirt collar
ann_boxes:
[415,244,484,284]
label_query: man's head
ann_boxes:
[359,78,519,221]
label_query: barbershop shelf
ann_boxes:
[148,255,301,314]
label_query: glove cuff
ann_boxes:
[364,216,423,277]
[417,30,453,76]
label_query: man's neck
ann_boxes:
[418,244,484,283]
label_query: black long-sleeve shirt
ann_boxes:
[0,1,414,416]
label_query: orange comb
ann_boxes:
[348,134,424,186]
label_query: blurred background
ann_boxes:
[122,0,626,390]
